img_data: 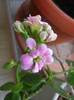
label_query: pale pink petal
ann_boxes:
[27,15,41,24]
[37,44,47,54]
[44,48,53,56]
[20,54,33,65]
[45,56,54,64]
[30,49,39,58]
[50,33,57,41]
[32,62,39,73]
[39,21,48,26]
[38,61,44,70]
[26,38,36,49]
[21,61,33,70]
[40,55,46,63]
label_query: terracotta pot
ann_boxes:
[33,0,74,37]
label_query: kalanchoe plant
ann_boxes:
[0,15,74,100]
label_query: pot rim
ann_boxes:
[33,0,74,36]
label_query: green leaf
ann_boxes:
[67,73,74,86]
[66,59,74,68]
[42,68,48,78]
[70,97,74,100]
[23,73,45,87]
[49,80,69,99]
[0,82,15,91]
[53,77,65,83]
[4,92,21,100]
[11,83,23,93]
[24,47,30,54]
[23,83,33,91]
[3,59,16,69]
[25,82,45,100]
[19,70,27,81]
[47,65,53,78]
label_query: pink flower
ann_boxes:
[24,14,47,27]
[20,38,54,73]
[27,14,41,24]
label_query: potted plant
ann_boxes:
[0,15,74,100]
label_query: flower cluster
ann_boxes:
[13,15,57,73]
[14,15,57,42]
[20,38,53,73]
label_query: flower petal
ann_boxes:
[45,56,54,64]
[39,21,48,26]
[26,38,36,49]
[20,54,33,65]
[21,62,33,70]
[32,62,39,73]
[27,15,41,24]
[37,44,47,54]
[44,48,53,56]
[30,49,39,58]
[38,61,44,70]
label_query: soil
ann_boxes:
[52,0,74,19]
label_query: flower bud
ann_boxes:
[13,21,24,33]
[47,30,57,42]
[40,31,48,41]
[46,25,52,32]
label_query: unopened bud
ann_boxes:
[40,31,48,41]
[47,30,57,42]
[13,21,24,33]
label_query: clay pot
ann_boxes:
[33,0,74,37]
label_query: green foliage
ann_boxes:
[0,82,15,91]
[16,61,21,83]
[24,47,30,54]
[70,97,74,100]
[19,70,27,81]
[49,80,69,99]
[22,21,31,37]
[67,73,74,86]
[22,73,45,87]
[47,65,53,79]
[11,83,23,93]
[66,59,74,86]
[66,59,74,68]
[4,92,21,100]
[25,82,45,100]
[2,59,16,69]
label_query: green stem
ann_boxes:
[42,68,48,78]
[16,61,21,83]
[52,70,69,78]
